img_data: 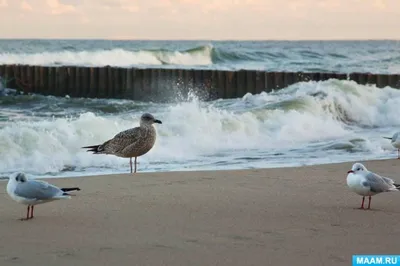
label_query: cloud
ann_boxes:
[20,0,32,11]
[0,0,7,8]
[46,0,76,15]
[0,0,399,39]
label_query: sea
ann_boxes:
[1,39,400,179]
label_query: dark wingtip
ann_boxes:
[82,145,101,153]
[61,187,81,192]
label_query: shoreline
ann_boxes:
[1,156,396,180]
[1,158,399,266]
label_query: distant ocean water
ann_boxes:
[0,39,400,73]
[0,39,400,179]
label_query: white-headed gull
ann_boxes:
[346,163,400,209]
[383,132,400,159]
[6,172,81,220]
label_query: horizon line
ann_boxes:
[0,38,399,42]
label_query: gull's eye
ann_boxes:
[357,168,362,171]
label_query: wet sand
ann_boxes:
[1,159,399,266]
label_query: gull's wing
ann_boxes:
[14,180,63,200]
[102,127,143,154]
[363,172,393,193]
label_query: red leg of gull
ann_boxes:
[130,158,133,173]
[21,206,30,221]
[367,196,372,209]
[358,197,365,209]
[398,149,399,159]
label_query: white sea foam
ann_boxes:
[0,79,399,177]
[0,46,213,67]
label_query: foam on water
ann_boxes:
[0,79,399,177]
[0,45,213,67]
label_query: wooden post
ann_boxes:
[81,67,89,97]
[376,74,389,88]
[185,69,194,95]
[106,66,113,98]
[255,71,265,94]
[335,73,347,81]
[39,66,47,93]
[367,74,377,86]
[47,67,55,95]
[25,65,33,94]
[13,65,21,92]
[225,71,237,98]
[118,68,128,99]
[17,65,27,93]
[113,67,123,98]
[283,72,295,88]
[0,65,5,83]
[150,68,158,100]
[194,69,202,91]
[358,73,368,85]
[73,67,82,97]
[202,70,212,100]
[274,72,284,90]
[98,67,107,98]
[89,67,99,98]
[246,70,255,95]
[34,66,40,93]
[125,68,134,99]
[236,70,247,97]
[66,67,75,97]
[142,69,151,101]
[215,70,225,98]
[4,65,15,89]
[132,69,145,101]
[265,72,275,93]
[388,74,400,89]
[55,66,67,96]
[170,69,178,91]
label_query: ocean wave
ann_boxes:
[0,79,399,176]
[0,45,214,67]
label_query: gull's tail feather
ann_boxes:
[383,137,393,140]
[82,144,104,154]
[61,187,81,192]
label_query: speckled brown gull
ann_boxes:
[82,113,162,173]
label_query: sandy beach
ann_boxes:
[1,159,400,266]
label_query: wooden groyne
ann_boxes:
[0,64,399,101]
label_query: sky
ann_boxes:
[0,0,399,40]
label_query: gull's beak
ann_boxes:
[153,119,162,124]
[383,137,392,140]
[347,170,354,174]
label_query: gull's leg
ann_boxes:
[134,157,137,173]
[398,149,399,159]
[30,205,35,219]
[20,205,30,221]
[358,197,365,209]
[130,158,133,173]
[367,196,372,209]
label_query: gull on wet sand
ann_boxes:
[346,163,400,210]
[6,173,81,220]
[82,113,162,173]
[383,132,400,158]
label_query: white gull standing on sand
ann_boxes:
[383,132,400,159]
[6,172,81,220]
[346,163,400,210]
[82,113,162,174]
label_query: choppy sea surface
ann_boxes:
[1,40,400,178]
